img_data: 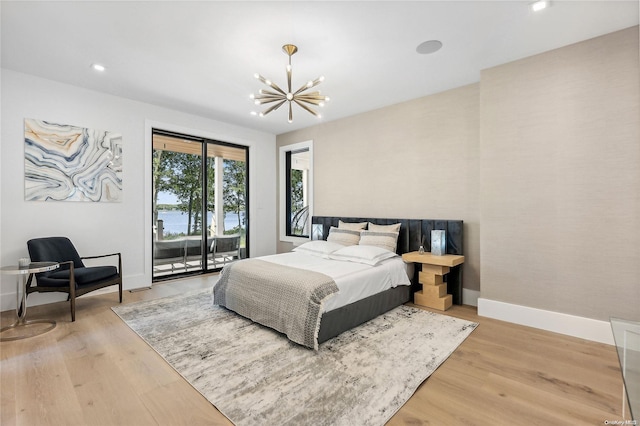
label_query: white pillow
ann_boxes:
[327,226,361,246]
[329,245,398,266]
[292,240,345,259]
[359,230,399,253]
[338,220,368,230]
[368,222,401,232]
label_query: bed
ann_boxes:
[213,216,464,349]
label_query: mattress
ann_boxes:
[258,251,411,313]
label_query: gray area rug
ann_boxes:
[112,289,477,426]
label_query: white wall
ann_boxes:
[0,69,276,312]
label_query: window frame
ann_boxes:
[279,140,313,244]
[151,128,250,281]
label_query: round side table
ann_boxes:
[0,261,59,342]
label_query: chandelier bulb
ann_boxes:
[254,73,260,79]
[325,96,331,102]
[249,94,255,99]
[319,76,325,82]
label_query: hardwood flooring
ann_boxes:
[0,277,630,425]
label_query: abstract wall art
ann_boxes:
[24,119,123,202]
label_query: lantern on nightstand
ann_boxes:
[311,224,324,240]
[431,230,446,256]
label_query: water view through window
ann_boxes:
[156,209,245,236]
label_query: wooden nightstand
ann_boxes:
[402,251,465,311]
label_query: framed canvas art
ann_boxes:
[24,119,122,202]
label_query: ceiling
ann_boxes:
[1,1,638,136]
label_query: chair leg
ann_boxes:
[69,266,76,322]
[118,281,123,303]
[70,295,76,322]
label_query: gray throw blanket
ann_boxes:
[213,259,339,350]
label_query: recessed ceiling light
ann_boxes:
[91,63,106,72]
[416,40,443,55]
[530,0,550,12]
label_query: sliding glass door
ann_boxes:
[152,130,248,280]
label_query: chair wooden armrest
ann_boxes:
[81,252,121,260]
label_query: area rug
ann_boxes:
[112,289,477,426]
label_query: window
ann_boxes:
[280,140,313,243]
[152,130,249,280]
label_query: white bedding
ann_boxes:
[258,251,411,312]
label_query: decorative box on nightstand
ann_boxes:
[401,251,465,311]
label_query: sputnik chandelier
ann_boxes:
[251,44,329,123]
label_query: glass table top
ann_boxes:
[611,317,640,421]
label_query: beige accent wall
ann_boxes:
[480,26,640,321]
[277,84,481,292]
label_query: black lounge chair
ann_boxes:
[26,237,122,321]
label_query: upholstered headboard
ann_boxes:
[311,216,464,304]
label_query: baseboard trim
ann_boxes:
[477,298,614,345]
[462,288,480,307]
[0,273,150,313]
[129,287,152,293]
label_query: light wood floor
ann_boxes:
[0,277,631,425]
